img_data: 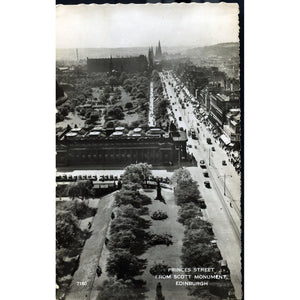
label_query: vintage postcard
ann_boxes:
[56,2,242,299]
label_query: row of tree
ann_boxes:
[171,168,234,299]
[152,70,170,125]
[97,163,153,300]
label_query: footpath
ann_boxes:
[65,192,116,300]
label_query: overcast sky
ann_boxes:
[56,3,239,49]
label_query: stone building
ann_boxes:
[56,127,188,167]
[87,55,148,73]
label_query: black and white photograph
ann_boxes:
[55,2,242,300]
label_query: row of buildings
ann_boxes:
[179,64,241,149]
[87,41,163,73]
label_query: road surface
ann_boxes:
[160,71,242,299]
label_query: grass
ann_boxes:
[136,189,197,300]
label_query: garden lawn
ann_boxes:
[56,111,85,129]
[137,189,198,300]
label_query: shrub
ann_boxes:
[151,210,168,220]
[125,102,133,110]
[106,250,146,280]
[149,264,172,276]
[148,233,172,246]
[69,200,97,219]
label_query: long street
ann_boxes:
[159,71,242,299]
[148,81,155,127]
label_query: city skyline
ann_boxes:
[56,3,239,49]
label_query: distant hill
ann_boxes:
[185,42,239,58]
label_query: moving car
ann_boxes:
[204,181,211,188]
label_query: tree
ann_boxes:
[119,72,128,85]
[181,243,220,269]
[169,121,177,132]
[89,111,99,122]
[56,212,83,249]
[109,76,118,88]
[171,168,192,185]
[106,120,115,128]
[97,278,145,300]
[122,163,152,187]
[183,228,212,247]
[178,203,202,225]
[125,102,133,110]
[156,99,169,119]
[67,181,94,200]
[69,200,97,219]
[109,230,139,252]
[108,107,124,120]
[175,179,201,205]
[106,250,146,280]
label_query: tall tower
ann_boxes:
[158,40,162,57]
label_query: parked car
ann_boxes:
[220,260,230,275]
[212,147,215,151]
[222,160,227,166]
[206,138,212,144]
[99,175,104,181]
[204,181,211,188]
[200,165,207,169]
[179,116,182,121]
[203,172,209,178]
[194,145,197,149]
[199,200,206,209]
[199,160,205,164]
[210,240,218,248]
